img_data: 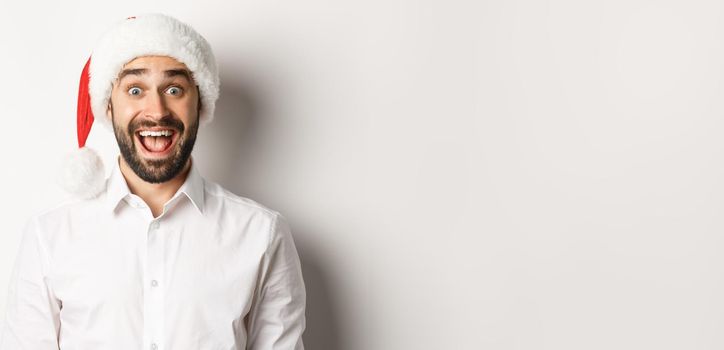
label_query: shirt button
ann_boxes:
[150,343,158,350]
[151,279,158,287]
[150,222,160,230]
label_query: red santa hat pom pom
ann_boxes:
[58,55,106,199]
[59,147,106,199]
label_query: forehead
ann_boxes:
[115,55,193,83]
[122,55,188,70]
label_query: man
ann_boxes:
[0,13,306,349]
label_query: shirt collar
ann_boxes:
[105,155,205,214]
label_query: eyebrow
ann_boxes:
[117,68,194,84]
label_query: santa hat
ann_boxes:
[59,13,220,199]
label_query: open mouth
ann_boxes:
[135,128,179,157]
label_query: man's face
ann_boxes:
[107,55,201,184]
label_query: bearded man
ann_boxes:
[0,13,306,350]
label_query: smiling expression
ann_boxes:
[107,55,201,184]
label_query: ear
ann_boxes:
[197,86,202,113]
[106,80,117,121]
[106,100,113,121]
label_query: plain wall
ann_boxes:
[2,1,724,349]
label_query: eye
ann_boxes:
[166,86,183,95]
[127,86,142,96]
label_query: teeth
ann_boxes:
[139,130,173,137]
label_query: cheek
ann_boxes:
[110,111,134,134]
[112,102,139,122]
[169,99,198,124]
[109,94,131,118]
[112,112,132,129]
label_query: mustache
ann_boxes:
[127,116,185,134]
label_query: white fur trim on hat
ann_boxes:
[88,13,220,131]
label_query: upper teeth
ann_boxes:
[139,130,173,137]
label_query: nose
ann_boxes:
[144,89,169,120]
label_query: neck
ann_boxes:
[117,156,192,217]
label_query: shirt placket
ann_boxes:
[144,218,165,350]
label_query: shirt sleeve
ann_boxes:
[0,216,61,349]
[246,212,307,350]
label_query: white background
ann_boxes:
[1,1,724,349]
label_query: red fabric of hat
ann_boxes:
[77,56,94,148]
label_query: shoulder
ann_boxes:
[202,180,293,249]
[26,198,101,229]
[202,179,286,230]
[204,180,280,216]
[20,195,103,248]
[30,196,100,226]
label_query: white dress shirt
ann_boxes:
[0,155,306,349]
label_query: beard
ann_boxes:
[111,108,199,184]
